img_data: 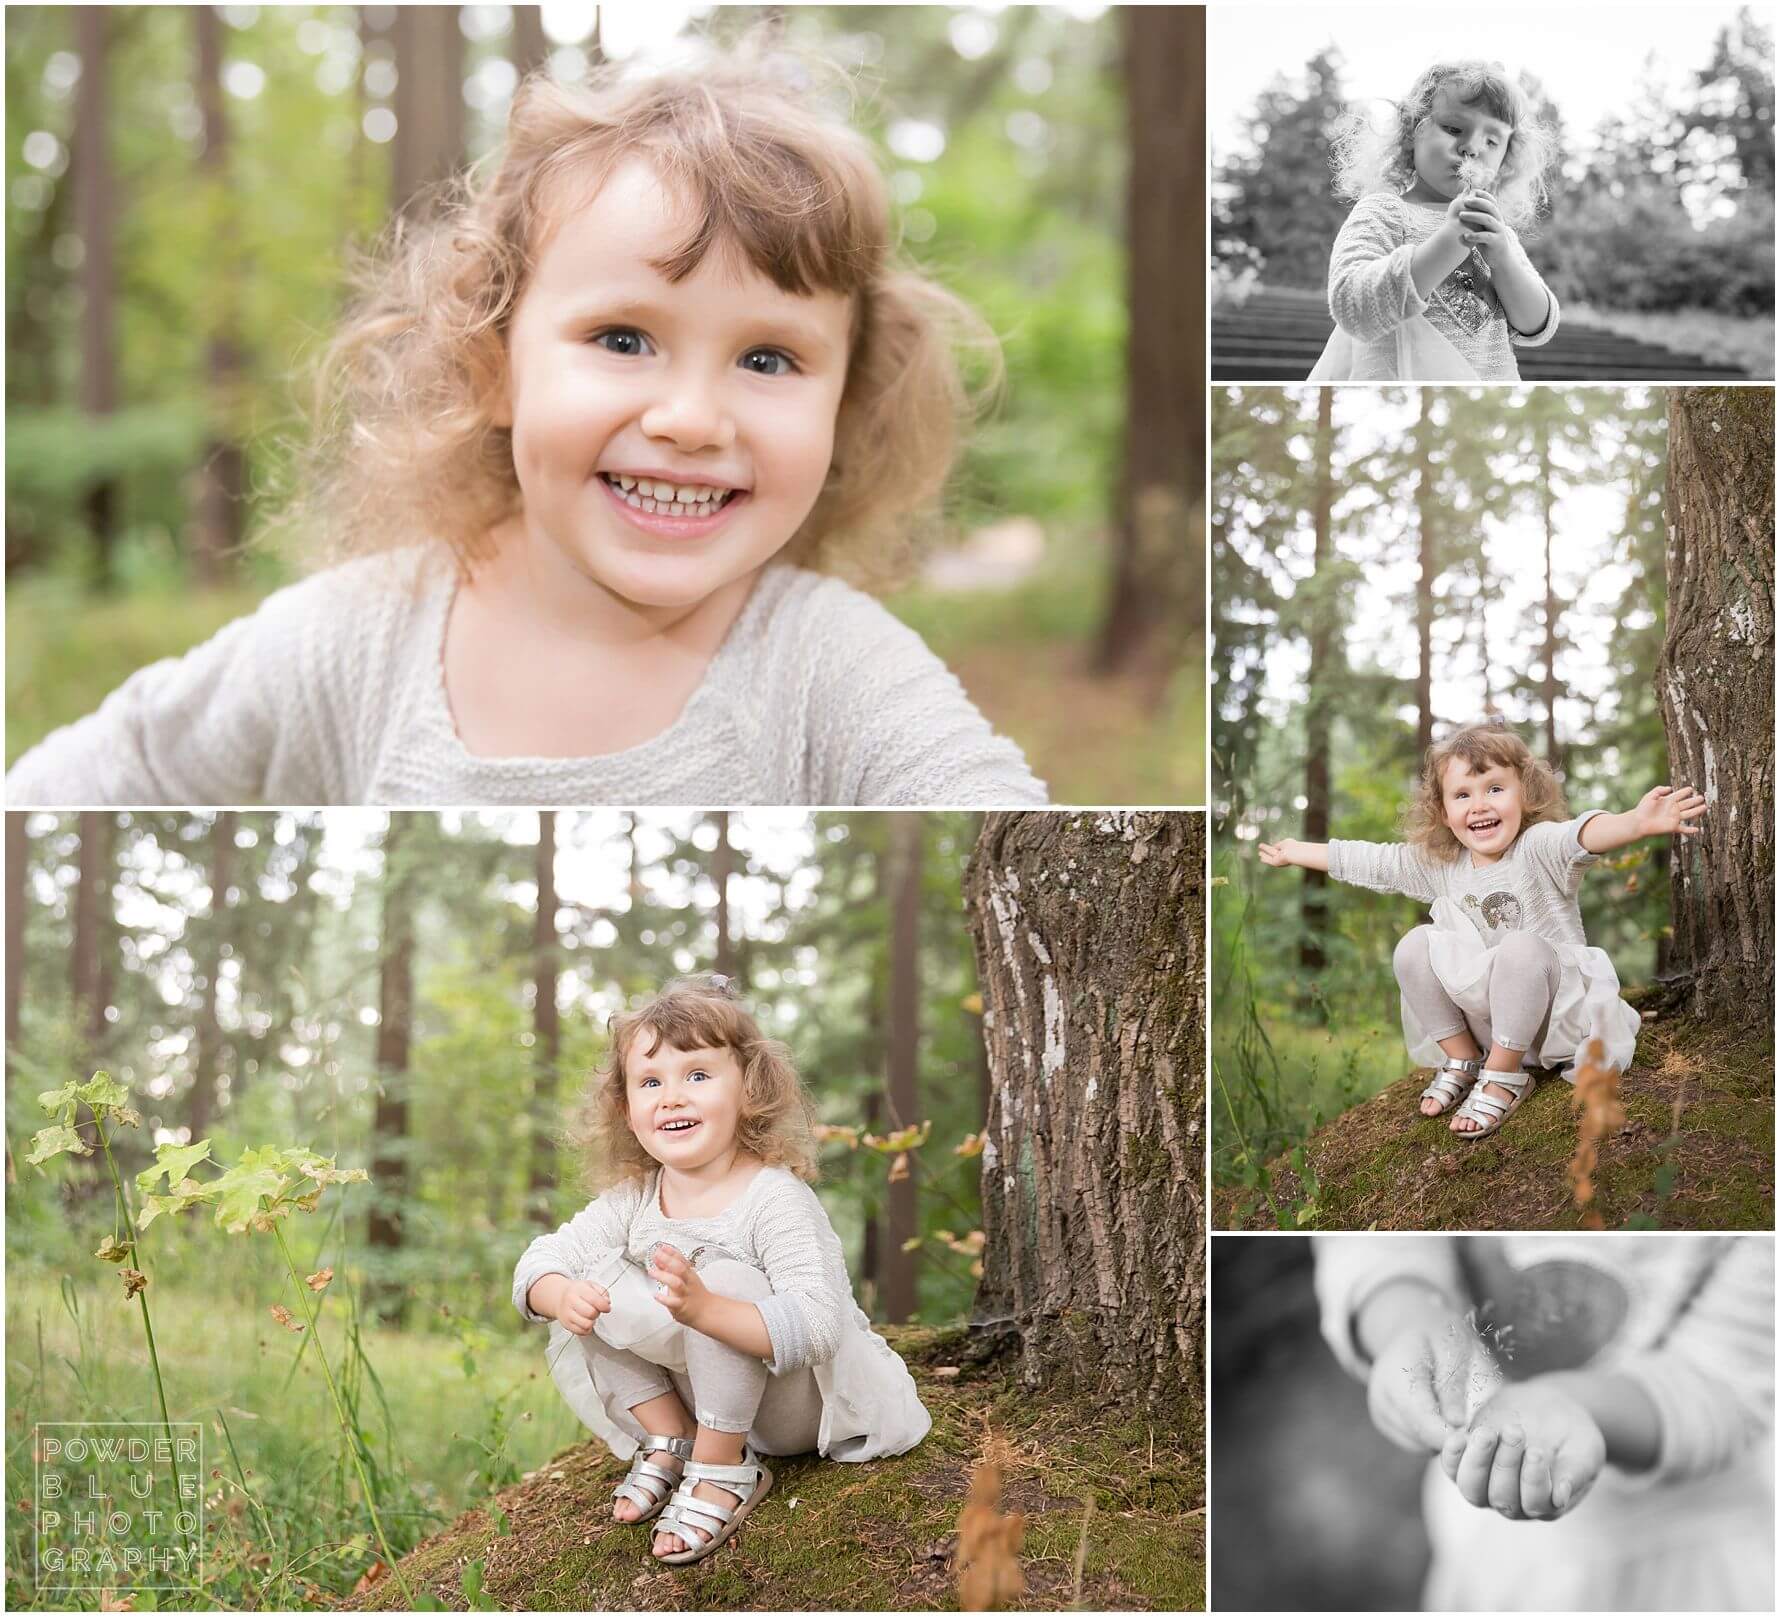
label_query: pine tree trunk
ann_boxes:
[392,6,466,217]
[528,812,560,1227]
[1300,390,1335,978]
[368,817,416,1322]
[711,812,737,981]
[883,814,923,1324]
[1655,389,1775,1022]
[189,811,235,1140]
[73,7,118,588]
[1538,419,1564,773]
[72,813,103,1056]
[1414,393,1436,757]
[509,6,550,78]
[966,811,1204,1426]
[1094,5,1203,677]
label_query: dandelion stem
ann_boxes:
[271,1221,413,1607]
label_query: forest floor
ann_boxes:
[346,1327,1204,1613]
[1213,1004,1774,1231]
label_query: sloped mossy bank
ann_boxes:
[348,1328,1204,1612]
[1213,1008,1773,1232]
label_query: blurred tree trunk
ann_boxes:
[189,811,235,1141]
[73,6,119,589]
[1656,389,1774,1023]
[711,811,737,981]
[71,814,105,1060]
[528,812,560,1227]
[1094,5,1204,680]
[966,812,1204,1425]
[392,6,466,217]
[1300,390,1334,980]
[883,814,923,1324]
[368,817,416,1322]
[1536,417,1563,772]
[1413,393,1436,757]
[6,815,26,1087]
[509,6,550,77]
[190,7,245,585]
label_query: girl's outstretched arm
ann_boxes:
[1257,838,1329,871]
[1578,785,1708,854]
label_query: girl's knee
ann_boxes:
[698,1257,772,1303]
[1496,930,1559,979]
[1393,925,1435,977]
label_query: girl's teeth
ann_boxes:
[608,475,732,514]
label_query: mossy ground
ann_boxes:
[1213,1008,1773,1231]
[347,1328,1203,1613]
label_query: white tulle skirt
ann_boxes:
[1403,898,1642,1075]
[1308,313,1481,381]
[1419,1435,1775,1610]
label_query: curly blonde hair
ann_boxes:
[573,975,817,1190]
[1330,60,1557,230]
[283,42,995,594]
[1401,722,1569,862]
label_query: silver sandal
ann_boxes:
[1451,1068,1534,1139]
[1418,1056,1482,1116]
[653,1447,774,1566]
[611,1433,693,1524]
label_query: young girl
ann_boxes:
[1259,723,1705,1137]
[1313,1233,1774,1611]
[512,975,928,1565]
[5,49,1045,809]
[1310,61,1560,382]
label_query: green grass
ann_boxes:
[5,1267,584,1611]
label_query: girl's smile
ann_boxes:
[626,1039,745,1173]
[1441,758,1525,865]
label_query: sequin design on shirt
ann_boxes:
[1463,890,1524,933]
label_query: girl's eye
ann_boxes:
[592,328,653,357]
[638,1076,659,1088]
[740,348,797,377]
[689,1069,711,1082]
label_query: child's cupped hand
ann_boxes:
[1450,190,1518,266]
[1367,1308,1503,1454]
[555,1278,612,1336]
[648,1243,712,1327]
[1439,1379,1607,1521]
[1631,784,1708,839]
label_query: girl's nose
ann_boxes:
[640,375,736,453]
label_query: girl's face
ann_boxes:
[623,1035,746,1172]
[497,158,852,612]
[1409,86,1512,201]
[1440,756,1524,863]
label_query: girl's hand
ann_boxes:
[1454,191,1519,267]
[1631,784,1707,839]
[555,1278,612,1336]
[1257,840,1298,868]
[1441,1380,1606,1520]
[648,1244,712,1330]
[1367,1310,1503,1454]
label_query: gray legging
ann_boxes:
[577,1257,824,1455]
[1393,926,1561,1056]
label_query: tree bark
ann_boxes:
[1655,389,1775,1022]
[1414,393,1436,758]
[711,812,737,981]
[1537,418,1563,772]
[966,811,1204,1426]
[191,6,245,585]
[6,814,27,1084]
[509,6,550,79]
[189,811,235,1141]
[392,6,466,218]
[1300,390,1335,978]
[368,817,416,1322]
[73,6,119,587]
[883,814,923,1324]
[71,813,104,1056]
[1094,5,1204,678]
[528,811,560,1227]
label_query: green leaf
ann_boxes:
[138,1182,212,1229]
[1294,1201,1319,1227]
[1623,1212,1659,1231]
[1653,1164,1677,1199]
[137,1139,215,1195]
[27,1124,91,1166]
[77,1071,130,1112]
[209,1149,292,1233]
[37,1083,79,1119]
[492,1504,511,1537]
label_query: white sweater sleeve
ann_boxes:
[1326,837,1441,903]
[511,1182,639,1325]
[747,1178,851,1374]
[789,578,1048,807]
[5,578,339,806]
[1312,1234,1465,1381]
[1327,196,1429,342]
[1615,1238,1775,1484]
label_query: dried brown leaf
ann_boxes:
[269,1304,305,1333]
[305,1267,334,1293]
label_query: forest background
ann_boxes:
[4,3,1204,805]
[1211,5,1775,372]
[1210,385,1775,1216]
[6,808,1028,1605]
